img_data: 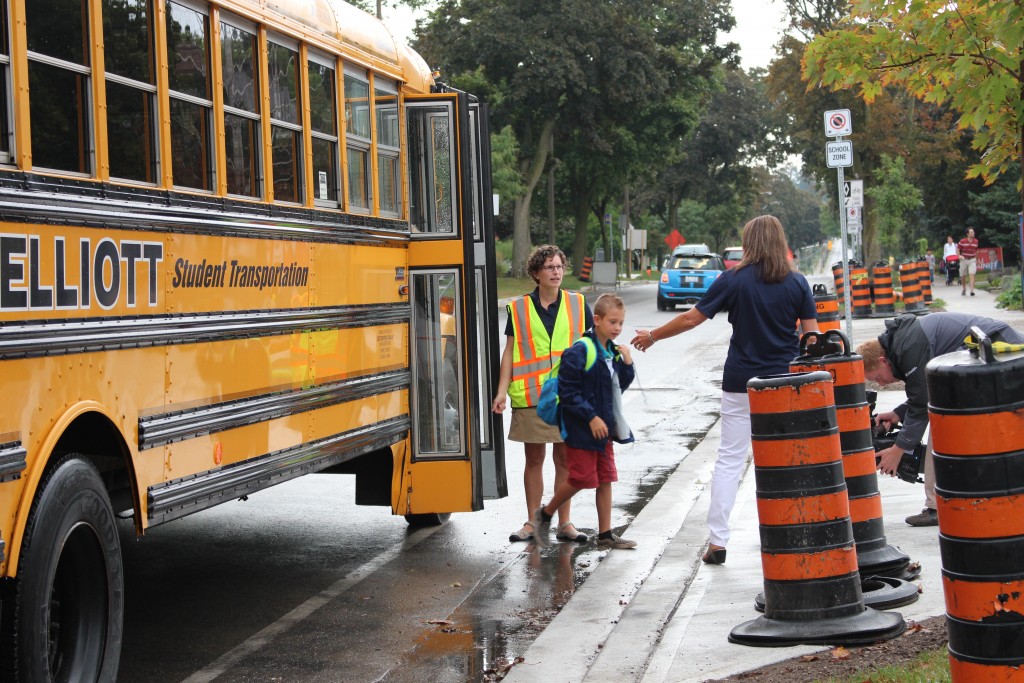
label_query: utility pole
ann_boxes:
[376,0,382,19]
[623,185,631,279]
[547,137,555,244]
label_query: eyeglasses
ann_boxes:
[542,264,565,273]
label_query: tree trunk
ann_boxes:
[511,119,556,277]
[571,187,593,275]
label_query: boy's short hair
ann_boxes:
[593,293,626,318]
[856,339,884,371]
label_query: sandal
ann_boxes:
[556,522,589,544]
[702,544,727,565]
[509,521,535,543]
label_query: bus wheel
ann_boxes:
[2,455,123,682]
[404,513,451,527]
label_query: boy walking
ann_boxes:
[533,294,637,549]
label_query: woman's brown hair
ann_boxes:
[736,215,793,284]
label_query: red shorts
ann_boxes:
[565,442,617,489]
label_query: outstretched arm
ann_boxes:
[630,307,708,352]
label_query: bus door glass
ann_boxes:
[406,93,504,505]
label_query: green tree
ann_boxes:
[803,0,1024,216]
[865,154,923,258]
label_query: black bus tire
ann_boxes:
[1,455,123,683]
[404,512,451,527]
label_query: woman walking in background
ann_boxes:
[630,216,818,564]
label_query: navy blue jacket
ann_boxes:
[557,329,635,451]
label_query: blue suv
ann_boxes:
[657,252,725,310]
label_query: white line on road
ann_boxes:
[181,525,441,683]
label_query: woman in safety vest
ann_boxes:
[492,245,593,545]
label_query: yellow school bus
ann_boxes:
[0,0,505,678]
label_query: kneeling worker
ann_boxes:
[857,312,1024,526]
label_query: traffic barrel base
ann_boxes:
[731,607,907,647]
[730,370,906,648]
[754,575,919,613]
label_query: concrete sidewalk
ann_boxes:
[504,285,1024,682]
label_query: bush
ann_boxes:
[996,275,1023,311]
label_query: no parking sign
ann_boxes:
[824,109,852,137]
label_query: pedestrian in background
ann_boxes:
[630,215,818,564]
[858,312,1024,526]
[924,249,935,282]
[534,294,636,550]
[492,245,592,545]
[942,235,958,286]
[958,227,979,296]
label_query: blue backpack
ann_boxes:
[536,336,598,426]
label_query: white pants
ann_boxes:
[706,391,751,548]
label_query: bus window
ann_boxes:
[220,17,260,197]
[267,38,302,203]
[407,103,455,234]
[166,1,213,191]
[411,270,464,457]
[103,0,157,184]
[308,53,338,205]
[26,0,92,174]
[0,0,11,164]
[344,67,371,211]
[375,79,400,215]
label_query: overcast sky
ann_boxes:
[381,0,789,71]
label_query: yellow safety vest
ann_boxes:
[508,290,587,408]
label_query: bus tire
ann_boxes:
[404,513,451,527]
[1,455,123,683]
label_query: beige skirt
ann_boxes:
[508,407,564,443]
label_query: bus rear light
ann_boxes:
[398,285,409,296]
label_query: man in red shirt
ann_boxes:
[957,227,979,296]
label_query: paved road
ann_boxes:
[116,283,731,682]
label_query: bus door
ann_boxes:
[404,92,506,514]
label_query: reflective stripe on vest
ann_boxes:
[508,291,586,407]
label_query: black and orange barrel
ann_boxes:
[813,284,840,332]
[898,260,924,313]
[580,256,593,282]
[871,261,896,315]
[831,261,846,303]
[790,331,913,585]
[850,262,872,318]
[927,328,1024,680]
[916,256,933,304]
[730,371,906,646]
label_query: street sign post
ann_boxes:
[825,110,854,335]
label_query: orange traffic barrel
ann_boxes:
[916,256,933,304]
[831,261,846,303]
[871,261,896,315]
[580,256,593,282]
[730,371,906,646]
[813,284,840,332]
[790,331,916,590]
[898,260,925,313]
[927,328,1024,680]
[850,263,872,318]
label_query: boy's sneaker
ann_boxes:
[597,533,637,550]
[905,508,938,527]
[532,507,552,547]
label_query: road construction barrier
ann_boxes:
[831,261,846,303]
[790,331,915,593]
[916,256,933,304]
[898,260,925,313]
[850,263,873,318]
[579,257,593,282]
[813,284,840,332]
[927,328,1024,681]
[871,261,896,316]
[730,370,906,647]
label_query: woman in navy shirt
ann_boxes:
[630,216,818,564]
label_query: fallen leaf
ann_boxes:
[799,655,819,662]
[831,646,851,660]
[451,582,462,588]
[425,619,451,626]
